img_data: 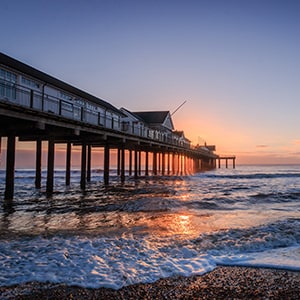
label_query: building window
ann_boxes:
[21,76,40,89]
[0,68,17,99]
[60,92,73,101]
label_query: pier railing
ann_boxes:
[0,80,193,149]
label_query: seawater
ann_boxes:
[0,165,299,289]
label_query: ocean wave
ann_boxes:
[200,172,300,180]
[0,218,299,289]
[193,218,300,254]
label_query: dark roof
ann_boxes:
[133,111,170,124]
[173,130,184,137]
[0,52,123,115]
[120,107,146,122]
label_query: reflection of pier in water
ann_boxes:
[0,53,232,200]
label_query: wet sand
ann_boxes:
[1,266,299,299]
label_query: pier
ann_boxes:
[218,156,236,169]
[0,53,226,200]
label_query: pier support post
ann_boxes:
[167,152,170,175]
[162,152,165,176]
[134,148,138,179]
[121,145,125,182]
[104,143,110,185]
[172,153,176,175]
[226,159,228,168]
[181,154,184,175]
[46,138,55,196]
[138,151,141,176]
[35,139,42,189]
[153,151,157,175]
[145,150,149,176]
[129,149,132,176]
[65,142,71,186]
[233,158,236,169]
[4,135,16,200]
[117,148,121,176]
[80,143,87,190]
[87,145,91,182]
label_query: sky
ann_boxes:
[1,0,300,165]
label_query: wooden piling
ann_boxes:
[162,152,165,176]
[35,139,42,189]
[87,144,91,182]
[153,151,157,175]
[145,150,149,176]
[46,138,55,196]
[80,143,87,190]
[104,143,110,185]
[65,142,71,186]
[4,135,16,200]
[129,149,132,176]
[138,151,141,176]
[134,148,138,179]
[121,146,125,182]
[117,147,121,176]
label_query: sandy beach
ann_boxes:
[1,266,299,300]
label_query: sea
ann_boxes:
[0,165,299,289]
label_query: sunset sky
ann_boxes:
[1,0,300,165]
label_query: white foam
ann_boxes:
[216,246,300,271]
[1,232,299,289]
[0,236,217,289]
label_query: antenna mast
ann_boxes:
[171,100,187,116]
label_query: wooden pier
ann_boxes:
[218,156,236,169]
[0,53,225,200]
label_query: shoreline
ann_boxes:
[1,266,300,299]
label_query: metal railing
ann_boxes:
[0,80,196,150]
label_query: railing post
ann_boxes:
[81,107,84,122]
[59,100,62,115]
[30,90,34,108]
[98,112,101,125]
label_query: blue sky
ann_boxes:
[2,0,300,163]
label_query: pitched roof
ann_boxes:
[120,108,145,122]
[132,111,170,124]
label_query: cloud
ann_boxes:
[292,140,300,145]
[256,145,268,148]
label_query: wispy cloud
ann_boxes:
[256,145,268,148]
[292,140,300,146]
